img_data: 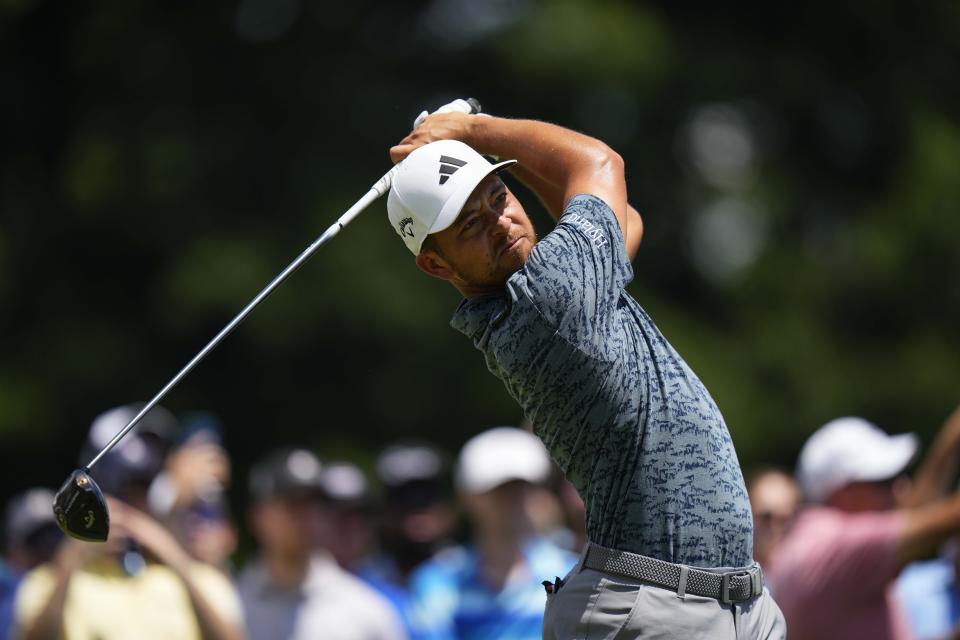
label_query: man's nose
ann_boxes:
[489,209,511,236]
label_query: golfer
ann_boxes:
[387,109,785,639]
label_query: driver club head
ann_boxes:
[53,469,110,542]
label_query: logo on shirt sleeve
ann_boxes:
[567,214,609,248]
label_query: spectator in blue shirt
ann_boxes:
[897,541,960,640]
[0,561,15,640]
[408,427,578,640]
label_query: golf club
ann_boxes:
[53,98,483,542]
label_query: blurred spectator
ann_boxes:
[366,443,455,586]
[746,467,801,569]
[237,448,406,640]
[407,427,578,640]
[2,489,62,640]
[149,411,237,572]
[768,409,960,640]
[13,404,244,640]
[321,459,418,637]
[319,460,375,572]
[1,560,13,640]
[326,446,454,638]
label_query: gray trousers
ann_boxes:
[542,553,786,640]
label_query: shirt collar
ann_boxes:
[247,552,338,597]
[302,552,340,593]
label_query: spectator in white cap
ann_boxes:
[406,426,577,640]
[768,406,960,640]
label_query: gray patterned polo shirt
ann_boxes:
[450,194,753,568]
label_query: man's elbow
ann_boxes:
[589,144,624,183]
[631,207,644,243]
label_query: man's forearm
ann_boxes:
[390,111,630,245]
[19,568,71,640]
[174,566,244,640]
[902,404,960,508]
[897,493,960,567]
[466,116,634,246]
[508,163,643,260]
[507,163,565,219]
[461,117,618,202]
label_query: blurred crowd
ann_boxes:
[3,402,960,640]
[0,406,582,640]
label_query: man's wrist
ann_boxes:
[462,113,493,156]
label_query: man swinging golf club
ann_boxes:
[387,108,786,639]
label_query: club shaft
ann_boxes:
[85,173,394,471]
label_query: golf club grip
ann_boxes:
[413,98,483,129]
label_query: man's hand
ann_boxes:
[389,110,631,251]
[106,498,245,640]
[166,441,231,507]
[390,112,475,164]
[107,498,193,574]
[900,403,960,509]
[48,537,100,580]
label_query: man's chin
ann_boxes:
[498,254,527,281]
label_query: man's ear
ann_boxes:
[415,251,455,281]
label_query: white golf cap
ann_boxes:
[387,139,516,255]
[455,426,552,494]
[797,417,918,503]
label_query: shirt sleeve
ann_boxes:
[511,194,633,348]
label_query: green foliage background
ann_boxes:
[1,0,958,495]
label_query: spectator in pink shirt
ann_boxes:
[768,409,960,640]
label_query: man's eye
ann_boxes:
[463,217,478,230]
[495,192,507,204]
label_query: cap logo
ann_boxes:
[438,155,467,185]
[398,216,415,238]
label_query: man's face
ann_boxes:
[749,472,801,562]
[462,480,535,538]
[829,478,902,513]
[417,175,536,295]
[249,496,328,558]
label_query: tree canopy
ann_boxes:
[1,0,958,491]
